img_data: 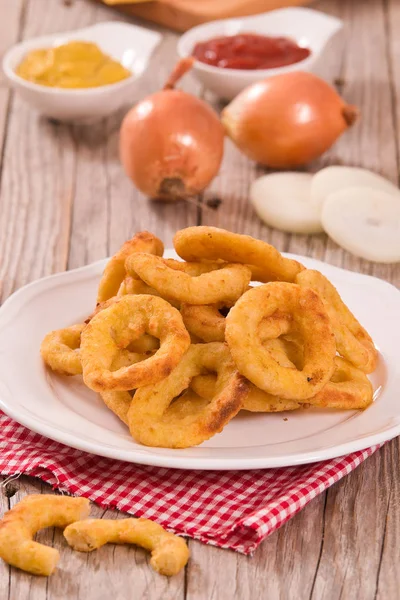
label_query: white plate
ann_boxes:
[0,251,399,470]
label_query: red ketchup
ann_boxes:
[192,33,311,70]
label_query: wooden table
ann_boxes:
[0,0,399,598]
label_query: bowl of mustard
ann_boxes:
[3,22,161,121]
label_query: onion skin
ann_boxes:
[120,89,224,201]
[221,72,359,168]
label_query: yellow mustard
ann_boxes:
[16,41,131,88]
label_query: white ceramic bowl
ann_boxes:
[178,7,343,100]
[2,21,161,122]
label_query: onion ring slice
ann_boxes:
[296,269,378,373]
[128,343,249,448]
[190,374,301,413]
[40,324,84,375]
[173,226,304,282]
[180,304,227,342]
[307,357,373,409]
[225,283,336,400]
[97,231,164,303]
[81,295,190,392]
[126,253,251,305]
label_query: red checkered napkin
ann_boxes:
[0,411,379,554]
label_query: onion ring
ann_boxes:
[180,304,227,342]
[128,343,249,448]
[0,495,90,576]
[118,273,181,308]
[64,518,189,576]
[81,295,190,392]
[190,374,301,413]
[296,269,378,373]
[173,226,304,282]
[225,283,336,400]
[40,324,84,375]
[100,390,132,425]
[97,231,164,303]
[307,357,373,409]
[126,253,251,306]
[191,355,372,411]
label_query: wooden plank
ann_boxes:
[0,0,25,156]
[0,0,26,298]
[0,0,83,300]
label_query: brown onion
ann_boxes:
[120,58,225,201]
[221,72,359,168]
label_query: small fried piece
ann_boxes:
[97,231,164,303]
[81,295,190,392]
[64,518,189,577]
[174,226,304,283]
[308,357,373,409]
[296,269,378,373]
[225,283,336,400]
[40,324,84,375]
[128,343,249,448]
[0,495,90,576]
[126,254,252,306]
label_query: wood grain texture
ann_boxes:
[0,0,400,598]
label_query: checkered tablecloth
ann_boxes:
[0,411,379,554]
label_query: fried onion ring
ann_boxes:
[180,304,227,342]
[64,518,189,576]
[40,324,84,375]
[100,390,132,424]
[128,343,249,448]
[97,231,164,303]
[308,357,373,409]
[126,254,251,306]
[296,269,378,373]
[225,283,336,400]
[86,298,160,354]
[0,495,90,576]
[190,374,301,413]
[117,273,182,309]
[174,226,304,282]
[81,295,190,392]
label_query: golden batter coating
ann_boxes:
[64,518,189,576]
[81,295,190,392]
[0,495,90,576]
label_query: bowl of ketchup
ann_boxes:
[178,7,342,100]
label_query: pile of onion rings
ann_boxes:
[41,227,377,449]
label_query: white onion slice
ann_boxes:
[321,186,400,263]
[311,166,399,213]
[250,172,323,234]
